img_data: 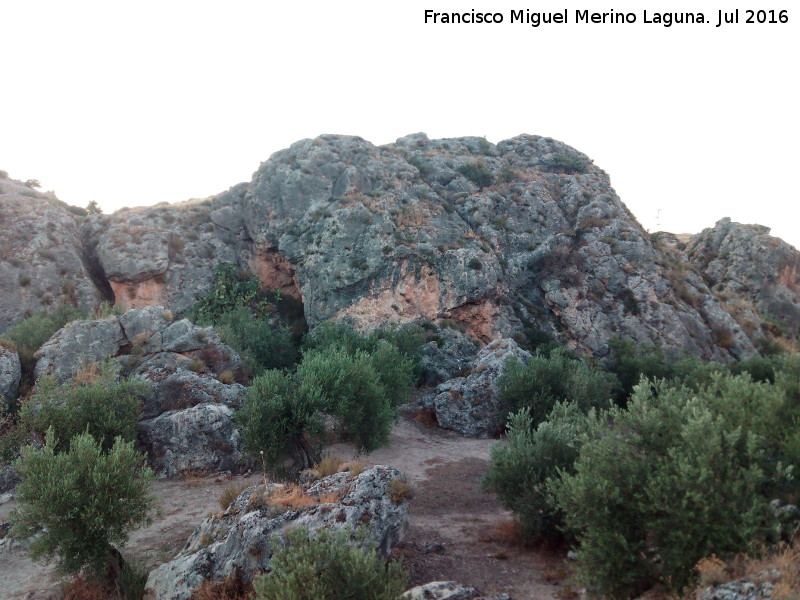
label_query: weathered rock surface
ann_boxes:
[31,306,247,477]
[688,218,800,341]
[144,465,410,600]
[81,194,251,314]
[0,464,20,494]
[0,346,21,412]
[697,578,775,600]
[0,179,102,334]
[5,134,799,363]
[418,328,480,386]
[400,581,512,600]
[423,338,531,437]
[137,402,242,477]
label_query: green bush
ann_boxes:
[11,429,154,581]
[542,152,589,174]
[499,348,615,427]
[457,161,494,188]
[484,403,595,541]
[552,379,785,598]
[0,304,85,400]
[189,262,273,324]
[20,361,147,451]
[298,348,395,453]
[237,369,323,468]
[251,526,406,600]
[216,307,299,374]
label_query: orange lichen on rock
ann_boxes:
[110,278,165,311]
[779,263,799,291]
[445,300,500,343]
[249,248,302,299]
[336,262,444,327]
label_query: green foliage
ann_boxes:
[298,348,395,452]
[216,307,299,374]
[543,152,589,174]
[457,161,494,188]
[86,200,103,215]
[467,257,483,270]
[11,429,154,578]
[20,361,147,451]
[499,348,615,427]
[0,304,86,401]
[237,369,323,465]
[606,337,721,404]
[484,403,594,541]
[251,526,406,600]
[552,379,788,598]
[189,263,273,325]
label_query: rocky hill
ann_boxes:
[2,135,798,358]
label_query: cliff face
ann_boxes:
[0,177,102,332]
[1,134,795,359]
[688,218,800,342]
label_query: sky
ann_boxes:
[2,1,798,247]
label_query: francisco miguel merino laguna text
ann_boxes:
[423,9,789,27]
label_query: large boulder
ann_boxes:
[144,465,410,600]
[137,403,242,477]
[424,338,531,437]
[0,346,21,412]
[418,328,480,387]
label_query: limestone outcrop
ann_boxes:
[144,465,410,600]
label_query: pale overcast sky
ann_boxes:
[2,1,798,246]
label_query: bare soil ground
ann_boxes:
[0,416,571,599]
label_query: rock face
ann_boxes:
[400,581,512,600]
[81,194,250,315]
[688,217,800,341]
[5,135,799,362]
[0,346,21,412]
[697,578,775,600]
[422,338,531,437]
[0,178,102,334]
[240,133,754,359]
[144,465,410,600]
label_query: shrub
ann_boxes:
[457,161,494,188]
[467,257,483,270]
[484,403,595,542]
[0,304,85,399]
[20,361,147,451]
[298,348,395,452]
[542,152,589,174]
[552,379,786,598]
[189,263,274,324]
[237,369,323,468]
[499,348,615,427]
[11,429,154,582]
[251,526,406,600]
[216,307,299,374]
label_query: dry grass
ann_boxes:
[189,569,252,600]
[217,370,235,384]
[389,477,414,503]
[268,484,318,510]
[314,455,343,478]
[338,460,367,477]
[219,482,249,510]
[72,362,101,385]
[61,576,108,600]
[183,468,210,487]
[690,540,800,600]
[479,519,525,547]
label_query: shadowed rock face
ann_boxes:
[5,133,798,359]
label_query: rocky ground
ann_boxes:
[0,415,566,600]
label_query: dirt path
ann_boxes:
[0,417,569,600]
